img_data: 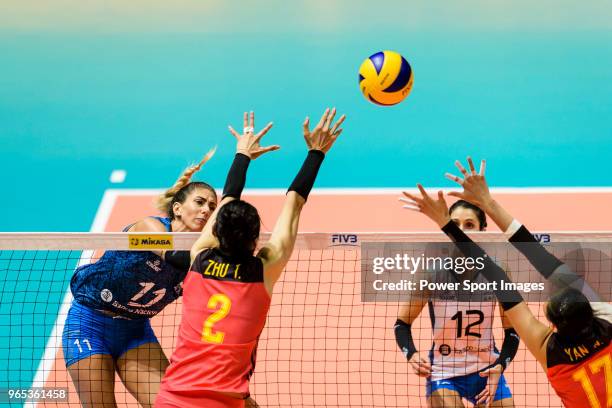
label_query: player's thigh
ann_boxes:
[429,388,465,408]
[116,341,169,408]
[67,354,117,408]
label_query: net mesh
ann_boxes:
[0,232,610,407]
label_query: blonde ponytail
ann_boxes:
[154,147,216,215]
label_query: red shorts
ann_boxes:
[155,389,245,408]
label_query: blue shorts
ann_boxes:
[62,301,159,367]
[427,371,512,405]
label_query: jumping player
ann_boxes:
[63,112,277,408]
[155,108,346,408]
[440,157,612,408]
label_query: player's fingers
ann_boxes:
[475,390,490,406]
[250,111,254,129]
[399,197,418,205]
[419,357,431,371]
[327,129,343,148]
[324,107,336,131]
[417,362,432,375]
[480,160,486,176]
[410,362,430,376]
[455,160,469,177]
[228,126,240,140]
[317,108,329,128]
[400,197,421,210]
[401,192,421,204]
[467,156,477,175]
[403,205,421,212]
[303,117,311,146]
[447,191,464,198]
[316,108,330,129]
[437,190,444,201]
[417,357,431,367]
[416,184,430,199]
[330,114,346,134]
[243,112,248,129]
[445,172,464,186]
[475,389,487,401]
[255,122,274,142]
[418,368,431,377]
[258,145,281,154]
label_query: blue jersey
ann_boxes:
[70,217,187,319]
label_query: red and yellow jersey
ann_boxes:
[546,318,612,408]
[160,248,271,396]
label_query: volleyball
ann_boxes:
[358,50,413,106]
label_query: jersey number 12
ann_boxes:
[451,310,484,338]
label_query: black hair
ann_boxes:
[449,200,487,230]
[168,182,216,220]
[213,200,260,258]
[545,288,594,341]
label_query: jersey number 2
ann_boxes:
[572,353,612,408]
[202,293,232,344]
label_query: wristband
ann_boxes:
[222,153,251,199]
[288,150,325,200]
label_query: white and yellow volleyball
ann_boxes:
[359,50,413,106]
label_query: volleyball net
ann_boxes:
[0,232,610,407]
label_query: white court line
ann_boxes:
[27,190,118,407]
[104,186,612,196]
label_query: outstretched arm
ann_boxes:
[400,185,551,365]
[191,112,278,260]
[260,108,346,293]
[447,157,601,301]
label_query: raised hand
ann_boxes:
[303,107,346,153]
[400,184,450,228]
[228,111,280,159]
[445,157,493,209]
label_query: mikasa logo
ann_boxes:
[141,238,171,245]
[128,234,173,250]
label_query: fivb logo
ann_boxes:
[330,234,359,247]
[533,233,551,244]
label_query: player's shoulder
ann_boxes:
[546,320,611,368]
[128,216,171,232]
[192,248,216,268]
